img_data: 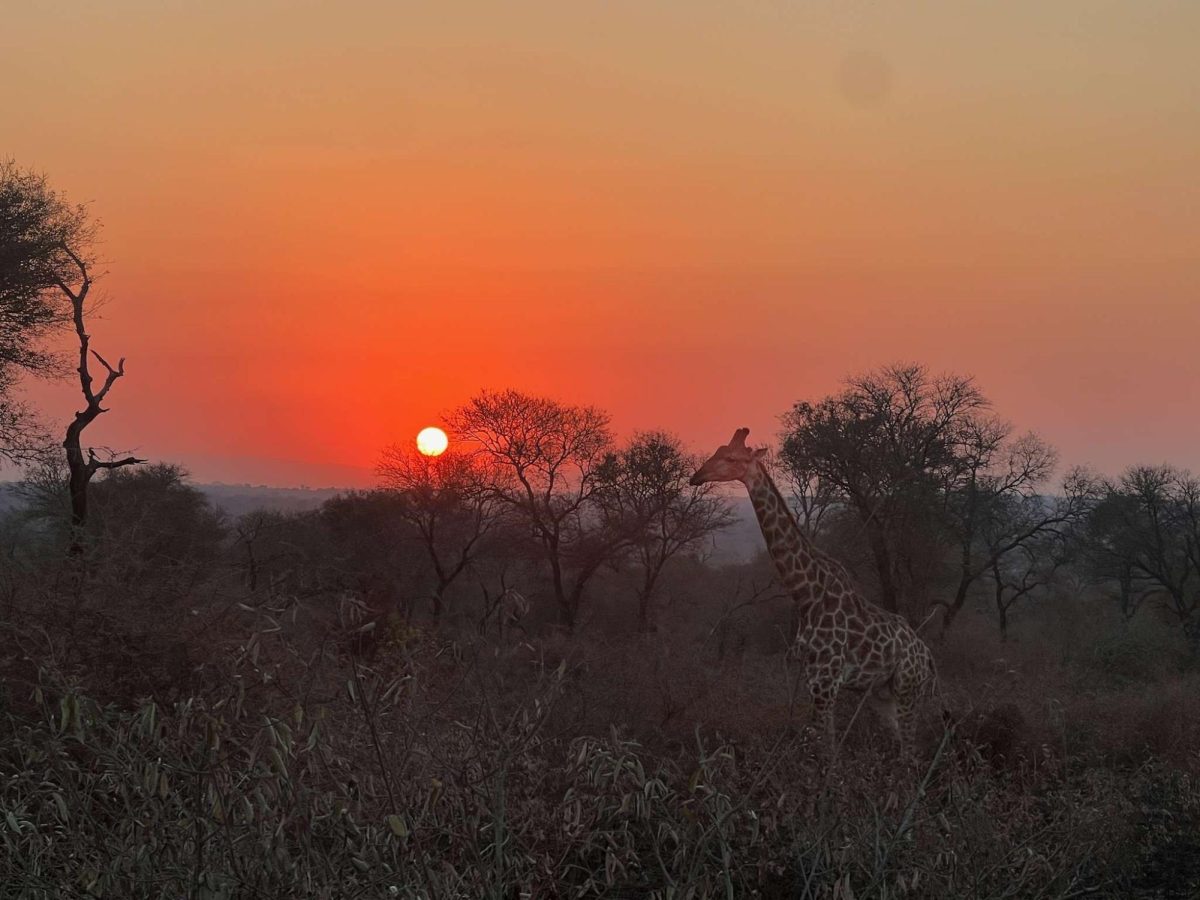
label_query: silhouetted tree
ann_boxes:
[230,507,330,601]
[377,445,506,621]
[233,510,272,593]
[595,431,733,631]
[777,452,840,539]
[983,494,1079,640]
[59,243,143,549]
[450,389,627,630]
[780,363,987,615]
[938,420,1093,633]
[17,461,226,608]
[1084,466,1200,648]
[0,161,94,462]
[87,464,226,581]
[0,161,145,545]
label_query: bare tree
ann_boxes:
[450,389,626,630]
[937,421,1092,633]
[232,510,281,594]
[984,497,1077,640]
[777,453,840,539]
[595,431,734,631]
[1084,466,1200,648]
[57,243,144,549]
[780,363,987,615]
[377,445,505,621]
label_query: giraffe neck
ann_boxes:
[743,461,839,603]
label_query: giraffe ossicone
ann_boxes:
[692,427,938,760]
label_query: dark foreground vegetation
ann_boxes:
[1,448,1199,899]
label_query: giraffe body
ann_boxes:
[692,428,937,759]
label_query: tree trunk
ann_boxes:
[940,576,972,636]
[565,581,586,632]
[940,528,977,635]
[243,541,258,592]
[1118,569,1135,621]
[636,568,660,633]
[548,551,574,630]
[863,517,899,612]
[64,416,94,554]
[58,253,142,553]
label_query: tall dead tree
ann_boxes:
[54,244,143,548]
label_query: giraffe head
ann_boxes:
[689,428,767,485]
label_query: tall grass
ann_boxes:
[3,603,1198,899]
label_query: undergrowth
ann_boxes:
[2,601,1197,900]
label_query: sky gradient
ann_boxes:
[4,1,1198,485]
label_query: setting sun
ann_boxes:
[416,426,449,457]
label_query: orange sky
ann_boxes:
[4,1,1198,485]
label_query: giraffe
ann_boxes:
[690,428,937,760]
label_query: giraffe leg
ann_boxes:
[896,695,918,763]
[809,683,838,761]
[868,688,901,748]
[892,663,921,763]
[894,647,937,765]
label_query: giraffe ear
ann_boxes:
[730,428,750,448]
[752,447,768,462]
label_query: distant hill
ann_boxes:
[0,480,343,520]
[709,496,764,564]
[196,483,344,519]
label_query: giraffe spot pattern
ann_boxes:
[744,460,938,760]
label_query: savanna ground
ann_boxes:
[1,484,1198,900]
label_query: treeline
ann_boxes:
[776,363,1200,647]
[4,366,1198,658]
[8,396,731,635]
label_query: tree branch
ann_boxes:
[87,448,147,471]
